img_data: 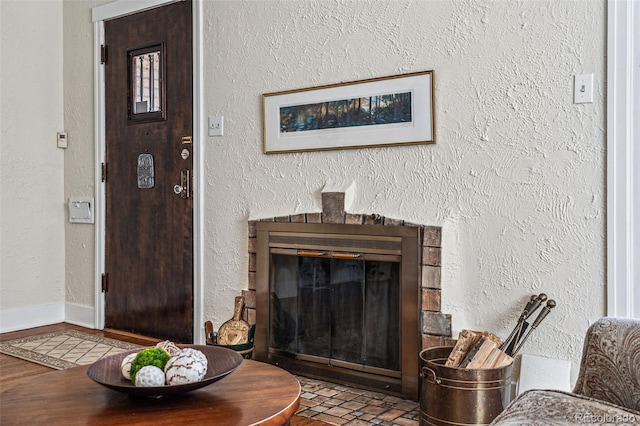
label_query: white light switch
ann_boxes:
[574,74,593,104]
[208,116,224,136]
[68,197,94,224]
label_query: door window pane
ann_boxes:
[128,44,164,121]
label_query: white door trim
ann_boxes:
[92,0,205,343]
[92,0,177,22]
[607,0,639,318]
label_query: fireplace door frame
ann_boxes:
[255,221,420,399]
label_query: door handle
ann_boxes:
[173,169,190,198]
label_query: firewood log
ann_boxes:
[465,339,499,369]
[445,330,481,367]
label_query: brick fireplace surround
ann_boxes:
[242,192,455,397]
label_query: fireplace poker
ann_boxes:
[500,295,535,350]
[501,293,547,355]
[511,299,556,357]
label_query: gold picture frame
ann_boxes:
[262,71,435,154]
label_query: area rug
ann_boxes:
[0,330,141,370]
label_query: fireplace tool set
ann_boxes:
[421,294,557,426]
[500,293,556,357]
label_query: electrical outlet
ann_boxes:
[208,116,224,136]
[574,74,593,104]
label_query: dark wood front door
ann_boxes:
[104,1,193,343]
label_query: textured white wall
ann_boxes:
[200,0,606,381]
[0,1,65,311]
[60,0,605,381]
[62,0,109,306]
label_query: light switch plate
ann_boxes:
[208,116,224,136]
[574,74,593,104]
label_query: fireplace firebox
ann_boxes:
[255,222,420,398]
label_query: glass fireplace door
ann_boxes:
[269,250,400,374]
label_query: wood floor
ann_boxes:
[0,323,328,426]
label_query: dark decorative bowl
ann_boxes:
[86,344,243,397]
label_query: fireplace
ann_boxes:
[255,222,419,398]
[247,192,452,401]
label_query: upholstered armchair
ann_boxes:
[491,317,640,425]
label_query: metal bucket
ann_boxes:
[419,346,512,426]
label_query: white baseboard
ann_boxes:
[64,302,95,329]
[0,303,65,333]
[0,302,97,333]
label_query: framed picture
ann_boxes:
[262,71,435,154]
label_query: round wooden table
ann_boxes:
[0,360,300,425]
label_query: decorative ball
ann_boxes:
[135,365,166,387]
[120,352,138,380]
[155,340,182,357]
[164,349,208,385]
[180,348,208,370]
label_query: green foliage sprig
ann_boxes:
[129,348,170,383]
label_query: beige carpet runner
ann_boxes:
[0,330,141,370]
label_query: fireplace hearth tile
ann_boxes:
[312,413,349,425]
[341,401,367,410]
[325,406,353,418]
[296,376,419,425]
[317,388,340,397]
